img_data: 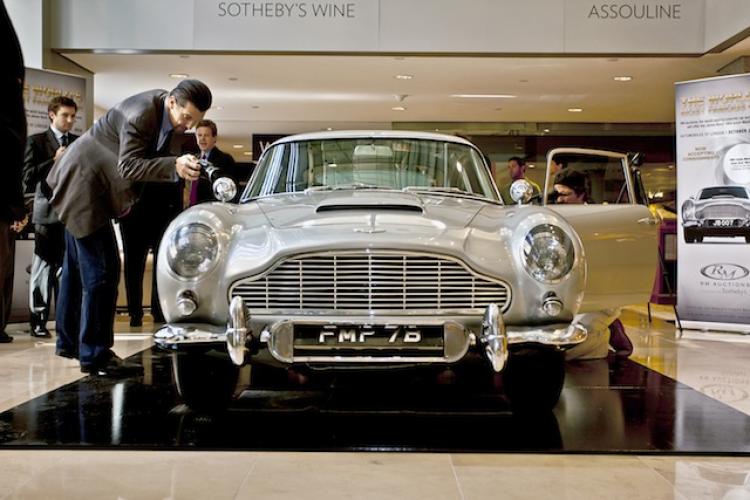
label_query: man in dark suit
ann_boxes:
[0,0,28,344]
[189,119,237,205]
[22,96,79,337]
[46,79,212,377]
[119,178,182,327]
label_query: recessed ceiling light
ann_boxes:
[395,74,413,80]
[169,73,189,78]
[613,76,632,82]
[326,127,333,131]
[232,144,244,149]
[243,151,253,156]
[568,108,583,113]
[392,106,406,111]
[543,128,550,133]
[667,165,675,169]
[451,94,516,99]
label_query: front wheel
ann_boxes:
[502,345,565,412]
[172,351,240,411]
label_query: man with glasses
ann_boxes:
[46,80,212,377]
[22,96,79,338]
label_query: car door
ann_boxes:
[543,148,658,311]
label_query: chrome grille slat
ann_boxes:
[699,205,745,219]
[230,252,510,312]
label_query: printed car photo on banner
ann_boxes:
[676,73,750,333]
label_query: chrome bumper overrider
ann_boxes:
[154,298,586,373]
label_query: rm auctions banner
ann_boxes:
[676,73,750,333]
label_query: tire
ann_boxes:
[696,236,703,243]
[745,236,750,244]
[684,231,694,243]
[502,345,565,412]
[172,351,240,411]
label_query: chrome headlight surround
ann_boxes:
[166,223,219,279]
[522,224,575,283]
[681,199,696,220]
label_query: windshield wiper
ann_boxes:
[305,183,384,193]
[403,186,478,196]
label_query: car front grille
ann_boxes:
[699,205,746,219]
[230,252,511,313]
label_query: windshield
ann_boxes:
[698,186,749,200]
[242,138,499,201]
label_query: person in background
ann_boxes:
[22,96,79,338]
[0,0,28,344]
[187,119,236,206]
[553,169,634,360]
[500,156,540,204]
[119,181,182,327]
[46,79,212,376]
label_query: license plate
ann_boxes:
[709,219,734,227]
[293,324,444,349]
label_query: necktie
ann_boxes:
[61,134,69,147]
[187,152,206,207]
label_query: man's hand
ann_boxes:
[176,154,201,181]
[10,214,29,233]
[54,146,67,161]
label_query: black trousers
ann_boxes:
[118,213,171,321]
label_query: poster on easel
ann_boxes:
[22,67,87,136]
[676,73,750,333]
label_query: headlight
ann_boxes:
[682,200,695,220]
[167,223,219,278]
[522,224,575,283]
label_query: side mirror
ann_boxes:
[213,177,237,202]
[509,179,533,205]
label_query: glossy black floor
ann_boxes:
[1,346,749,454]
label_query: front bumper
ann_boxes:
[684,220,750,237]
[154,301,587,372]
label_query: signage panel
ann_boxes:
[675,73,750,332]
[23,68,87,136]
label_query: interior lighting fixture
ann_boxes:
[243,151,252,156]
[568,108,583,113]
[395,74,413,80]
[392,106,406,111]
[169,73,189,78]
[451,94,516,99]
[326,127,333,131]
[232,144,244,149]
[613,76,633,82]
[543,129,550,133]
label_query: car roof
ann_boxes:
[270,130,475,147]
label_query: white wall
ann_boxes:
[6,0,44,68]
[704,0,750,50]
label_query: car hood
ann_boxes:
[254,190,491,231]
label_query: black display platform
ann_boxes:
[1,346,749,454]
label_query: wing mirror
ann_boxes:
[509,179,534,205]
[199,158,238,203]
[212,177,237,203]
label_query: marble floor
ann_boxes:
[1,307,750,499]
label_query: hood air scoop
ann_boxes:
[315,193,424,214]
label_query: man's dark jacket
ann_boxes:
[47,89,178,238]
[23,129,79,225]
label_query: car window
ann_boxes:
[547,153,630,205]
[698,186,749,199]
[244,138,499,201]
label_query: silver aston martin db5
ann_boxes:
[155,131,657,411]
[682,185,750,243]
